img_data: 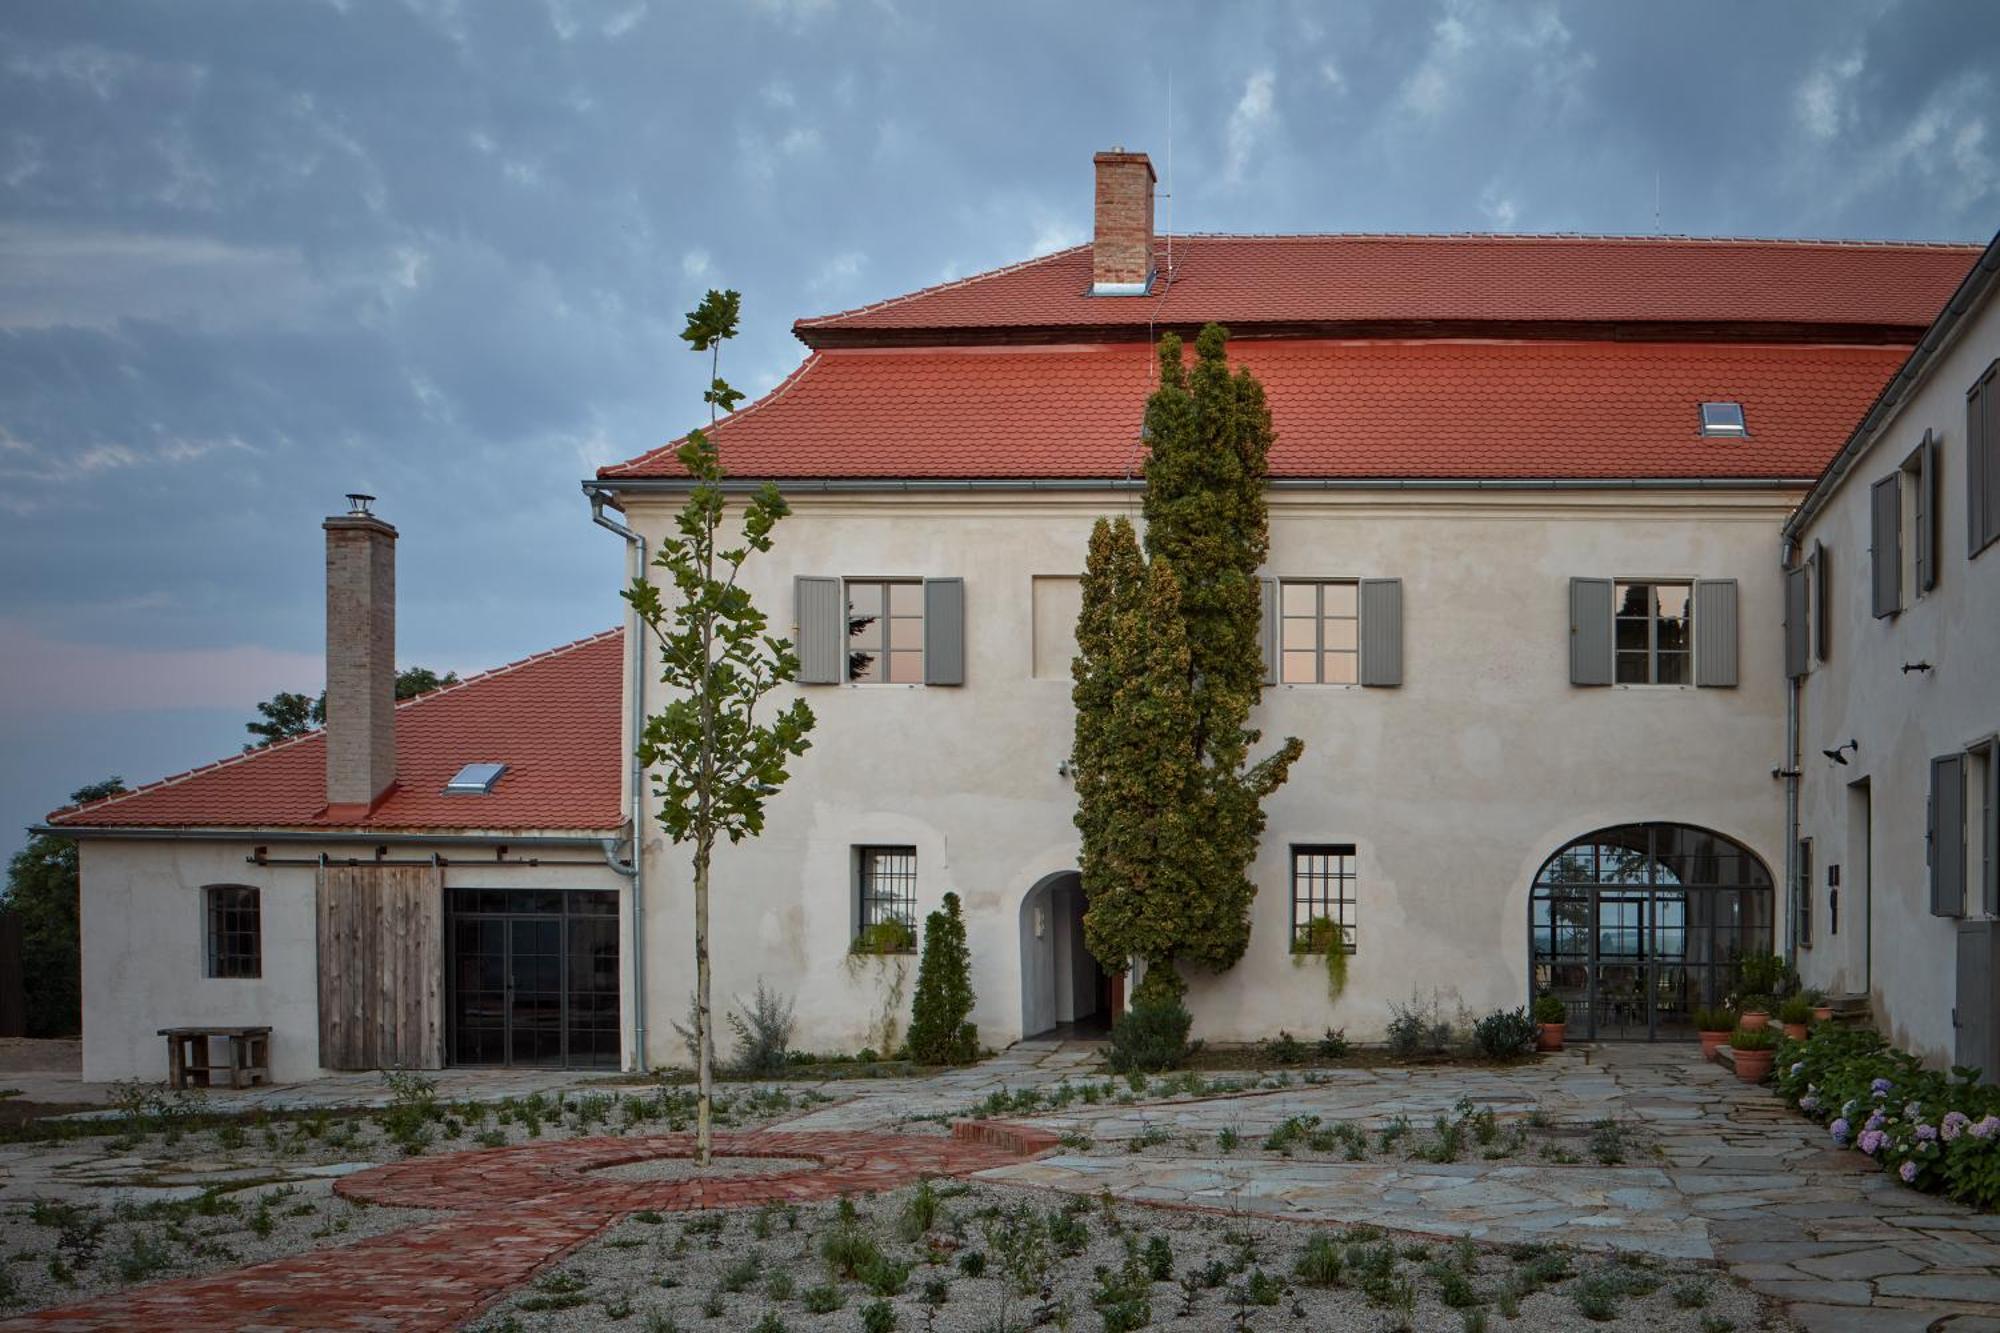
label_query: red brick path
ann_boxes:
[3,1121,1056,1332]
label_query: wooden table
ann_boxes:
[157,1026,271,1090]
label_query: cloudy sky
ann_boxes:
[2,0,1997,858]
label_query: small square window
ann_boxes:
[856,847,917,950]
[1699,402,1747,437]
[204,885,262,979]
[1290,845,1357,954]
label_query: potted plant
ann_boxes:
[1805,987,1834,1024]
[1693,1006,1735,1060]
[1728,1025,1777,1082]
[1532,994,1568,1052]
[1777,995,1814,1041]
[1737,994,1773,1031]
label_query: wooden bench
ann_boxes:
[157,1026,271,1090]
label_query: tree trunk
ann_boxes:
[694,832,714,1166]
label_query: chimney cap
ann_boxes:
[344,493,377,516]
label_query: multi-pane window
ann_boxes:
[204,885,261,979]
[846,580,924,683]
[857,846,918,943]
[1290,845,1357,953]
[1795,838,1814,949]
[1614,581,1691,684]
[1280,581,1359,684]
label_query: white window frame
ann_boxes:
[1613,578,1697,688]
[1278,579,1362,686]
[842,577,924,686]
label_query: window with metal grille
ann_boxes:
[1279,581,1360,684]
[1614,581,1692,685]
[845,580,924,683]
[857,846,918,942]
[1796,838,1813,949]
[1290,845,1357,953]
[204,885,262,979]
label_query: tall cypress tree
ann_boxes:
[1071,325,1302,1007]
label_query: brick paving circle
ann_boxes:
[1,1120,1056,1333]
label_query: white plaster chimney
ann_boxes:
[323,493,397,812]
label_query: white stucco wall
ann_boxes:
[78,836,628,1083]
[622,486,1797,1057]
[1793,298,2000,1067]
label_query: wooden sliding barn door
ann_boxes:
[316,864,445,1070]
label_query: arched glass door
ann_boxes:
[1530,824,1773,1040]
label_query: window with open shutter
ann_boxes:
[1812,541,1832,661]
[1357,579,1403,687]
[1905,432,1938,595]
[1871,474,1902,619]
[1933,752,1968,918]
[1568,578,1613,686]
[1694,579,1739,688]
[1259,577,1278,686]
[1972,359,1999,559]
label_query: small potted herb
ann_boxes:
[1777,995,1814,1041]
[1728,1025,1777,1082]
[1805,988,1834,1024]
[1736,994,1773,1032]
[1693,1006,1735,1061]
[1532,994,1568,1052]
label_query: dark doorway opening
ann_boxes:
[1021,871,1108,1039]
[447,888,620,1068]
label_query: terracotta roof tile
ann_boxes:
[46,630,624,832]
[601,339,1913,482]
[796,235,1979,338]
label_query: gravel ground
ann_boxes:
[588,1156,817,1183]
[1056,1110,1651,1171]
[474,1178,1789,1333]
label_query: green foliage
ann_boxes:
[1531,994,1567,1025]
[1292,917,1351,1003]
[905,892,978,1064]
[1735,951,1796,1000]
[1728,1026,1776,1050]
[1692,1005,1736,1031]
[1107,997,1193,1073]
[724,981,795,1076]
[2,778,124,1035]
[848,920,915,957]
[1070,327,1303,1005]
[1471,1009,1538,1061]
[244,668,458,748]
[1777,995,1814,1025]
[1386,992,1456,1057]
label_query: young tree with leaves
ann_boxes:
[626,289,816,1165]
[1071,324,1302,1008]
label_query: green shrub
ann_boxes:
[1692,1006,1735,1031]
[1778,995,1814,1025]
[726,982,796,1076]
[800,1284,844,1313]
[850,920,916,957]
[1472,1009,1537,1060]
[1386,992,1454,1057]
[1107,997,1193,1073]
[1531,994,1567,1025]
[1728,1026,1776,1051]
[906,893,978,1065]
[1294,1234,1342,1286]
[858,1300,896,1333]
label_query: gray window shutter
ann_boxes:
[1932,752,1967,918]
[794,576,844,684]
[1871,474,1901,619]
[1781,567,1808,680]
[1955,922,1998,1078]
[1697,578,1741,687]
[1796,837,1813,949]
[1568,578,1613,686]
[1813,540,1832,661]
[1913,432,1938,594]
[1986,742,2000,917]
[1357,578,1403,687]
[1259,577,1278,686]
[923,578,965,686]
[1972,363,1997,557]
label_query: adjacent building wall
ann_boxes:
[1793,297,2000,1067]
[623,485,1797,1058]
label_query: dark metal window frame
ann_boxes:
[1278,580,1362,685]
[1796,837,1813,950]
[843,578,925,684]
[1289,844,1357,953]
[857,846,918,941]
[203,884,262,979]
[444,888,621,1070]
[1614,580,1694,686]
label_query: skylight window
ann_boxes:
[1700,402,1748,437]
[444,762,507,795]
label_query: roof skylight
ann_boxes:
[1700,401,1748,437]
[444,762,507,795]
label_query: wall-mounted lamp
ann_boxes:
[1822,739,1859,765]
[1902,661,1934,674]
[1056,759,1073,779]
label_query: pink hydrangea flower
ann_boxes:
[1942,1112,1971,1142]
[1899,1161,1919,1183]
[1973,1116,2000,1140]
[1859,1129,1887,1155]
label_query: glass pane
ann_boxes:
[846,582,882,616]
[1282,618,1318,650]
[1321,583,1357,616]
[1616,583,1652,617]
[1322,618,1358,651]
[1615,651,1650,684]
[1281,650,1318,683]
[1281,582,1318,615]
[1656,651,1689,685]
[888,650,924,683]
[1656,584,1690,619]
[1323,651,1359,684]
[888,582,924,616]
[848,651,881,683]
[1615,619,1649,653]
[890,617,924,650]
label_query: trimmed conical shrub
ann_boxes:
[907,891,978,1064]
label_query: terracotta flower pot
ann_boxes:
[1698,1029,1731,1060]
[1739,1011,1770,1032]
[1812,1006,1834,1023]
[1536,1022,1566,1052]
[1783,1022,1810,1041]
[1732,1047,1776,1082]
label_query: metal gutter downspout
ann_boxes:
[1782,533,1802,973]
[592,495,650,1075]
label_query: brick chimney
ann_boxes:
[1091,149,1156,296]
[323,493,396,814]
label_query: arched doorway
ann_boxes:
[1530,823,1774,1041]
[1020,872,1109,1039]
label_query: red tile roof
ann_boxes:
[600,339,1913,482]
[46,630,624,833]
[796,235,1981,343]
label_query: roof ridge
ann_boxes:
[601,354,823,478]
[45,627,623,824]
[1154,232,1983,249]
[795,246,1087,328]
